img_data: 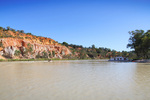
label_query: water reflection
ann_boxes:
[0,60,150,100]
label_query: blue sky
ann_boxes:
[1,0,150,51]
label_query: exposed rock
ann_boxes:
[3,46,16,58]
[0,38,71,59]
[0,30,72,59]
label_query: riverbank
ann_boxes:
[0,58,103,62]
[1,58,149,63]
[132,59,150,63]
[0,58,72,62]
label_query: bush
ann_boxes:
[48,51,52,58]
[62,42,69,47]
[0,59,4,61]
[11,29,16,33]
[36,53,41,58]
[42,51,48,58]
[40,39,43,42]
[20,30,24,33]
[25,37,28,39]
[49,40,51,43]
[52,51,55,57]
[0,42,3,47]
[27,43,33,53]
[26,33,32,35]
[36,51,48,58]
[14,50,21,56]
[0,27,3,30]
[28,47,33,53]
[7,26,10,30]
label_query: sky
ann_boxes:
[0,0,150,51]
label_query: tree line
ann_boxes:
[61,42,135,59]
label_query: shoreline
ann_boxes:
[132,59,150,63]
[0,58,109,62]
[0,58,149,63]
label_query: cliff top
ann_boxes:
[0,26,58,45]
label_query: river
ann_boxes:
[0,60,150,100]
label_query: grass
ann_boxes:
[0,59,4,62]
[0,58,48,62]
[0,57,108,62]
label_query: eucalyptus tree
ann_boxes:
[127,30,150,59]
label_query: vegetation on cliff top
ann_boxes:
[0,26,57,45]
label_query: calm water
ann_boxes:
[0,60,150,100]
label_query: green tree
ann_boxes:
[122,51,128,57]
[79,49,87,59]
[92,44,95,49]
[142,31,150,58]
[127,30,150,59]
[7,26,10,30]
[62,42,69,47]
[112,50,116,57]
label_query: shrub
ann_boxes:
[0,42,3,47]
[7,26,10,30]
[24,43,33,54]
[42,51,48,58]
[36,53,41,58]
[52,51,55,57]
[26,33,32,35]
[20,30,24,33]
[62,42,69,47]
[11,29,16,33]
[0,27,3,30]
[3,28,6,31]
[36,51,48,58]
[14,50,21,56]
[48,51,52,58]
[0,59,4,61]
[28,47,33,53]
[49,40,51,43]
[40,39,43,42]
[25,37,28,39]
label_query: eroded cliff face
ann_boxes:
[0,30,71,59]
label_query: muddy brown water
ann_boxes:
[0,60,150,100]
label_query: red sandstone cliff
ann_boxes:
[0,29,71,59]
